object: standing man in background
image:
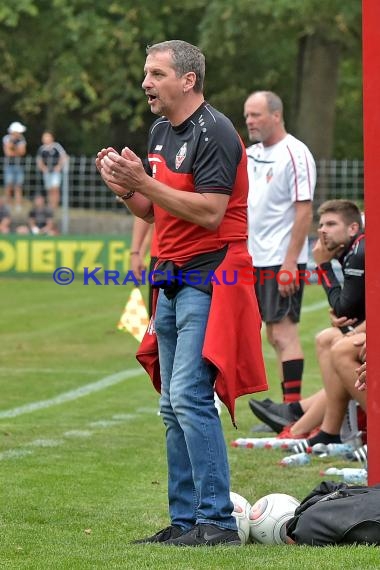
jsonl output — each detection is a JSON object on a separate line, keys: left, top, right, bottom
{"left": 36, "top": 131, "right": 67, "bottom": 209}
{"left": 3, "top": 121, "right": 27, "bottom": 211}
{"left": 244, "top": 91, "right": 316, "bottom": 406}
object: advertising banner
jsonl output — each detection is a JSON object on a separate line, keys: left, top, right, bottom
{"left": 0, "top": 235, "right": 132, "bottom": 276}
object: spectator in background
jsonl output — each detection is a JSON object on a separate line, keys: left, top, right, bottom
{"left": 16, "top": 194, "right": 57, "bottom": 235}
{"left": 28, "top": 194, "right": 56, "bottom": 234}
{"left": 36, "top": 131, "right": 67, "bottom": 209}
{"left": 0, "top": 195, "right": 12, "bottom": 234}
{"left": 2, "top": 121, "right": 27, "bottom": 211}
{"left": 244, "top": 91, "right": 316, "bottom": 403}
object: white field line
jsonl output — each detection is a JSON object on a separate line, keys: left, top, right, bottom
{"left": 26, "top": 438, "right": 64, "bottom": 447}
{"left": 88, "top": 419, "right": 130, "bottom": 428}
{"left": 0, "top": 367, "right": 112, "bottom": 375}
{"left": 0, "top": 411, "right": 154, "bottom": 462}
{"left": 1, "top": 301, "right": 326, "bottom": 420}
{"left": 0, "top": 367, "right": 143, "bottom": 420}
{"left": 63, "top": 430, "right": 93, "bottom": 438}
{"left": 0, "top": 449, "right": 33, "bottom": 460}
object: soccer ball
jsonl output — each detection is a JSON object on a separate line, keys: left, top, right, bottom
{"left": 230, "top": 491, "right": 251, "bottom": 545}
{"left": 248, "top": 493, "right": 300, "bottom": 545}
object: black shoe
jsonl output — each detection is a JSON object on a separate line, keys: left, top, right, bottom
{"left": 165, "top": 523, "right": 241, "bottom": 547}
{"left": 248, "top": 399, "right": 299, "bottom": 433}
{"left": 131, "top": 524, "right": 184, "bottom": 544}
{"left": 250, "top": 422, "right": 275, "bottom": 433}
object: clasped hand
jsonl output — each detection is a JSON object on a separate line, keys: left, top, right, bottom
{"left": 96, "top": 146, "right": 147, "bottom": 197}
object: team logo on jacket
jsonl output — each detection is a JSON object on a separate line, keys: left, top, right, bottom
{"left": 175, "top": 142, "right": 187, "bottom": 169}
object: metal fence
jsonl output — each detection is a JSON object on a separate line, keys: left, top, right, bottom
{"left": 1, "top": 156, "right": 364, "bottom": 234}
{"left": 1, "top": 155, "right": 119, "bottom": 210}
{"left": 313, "top": 159, "right": 364, "bottom": 211}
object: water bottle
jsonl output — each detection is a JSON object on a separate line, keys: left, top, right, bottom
{"left": 344, "top": 469, "right": 367, "bottom": 484}
{"left": 311, "top": 442, "right": 355, "bottom": 457}
{"left": 231, "top": 437, "right": 276, "bottom": 448}
{"left": 279, "top": 452, "right": 311, "bottom": 467}
{"left": 243, "top": 437, "right": 294, "bottom": 449}
{"left": 251, "top": 438, "right": 277, "bottom": 449}
{"left": 265, "top": 438, "right": 299, "bottom": 450}
{"left": 321, "top": 467, "right": 368, "bottom": 485}
{"left": 231, "top": 438, "right": 250, "bottom": 448}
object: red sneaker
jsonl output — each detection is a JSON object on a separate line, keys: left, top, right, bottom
{"left": 276, "top": 424, "right": 310, "bottom": 440}
{"left": 307, "top": 426, "right": 321, "bottom": 439}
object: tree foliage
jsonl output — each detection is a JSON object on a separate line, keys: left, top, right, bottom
{"left": 0, "top": 0, "right": 362, "bottom": 158}
{"left": 199, "top": 0, "right": 362, "bottom": 157}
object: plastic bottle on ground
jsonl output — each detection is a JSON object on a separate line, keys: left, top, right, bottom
{"left": 265, "top": 438, "right": 298, "bottom": 450}
{"left": 231, "top": 437, "right": 277, "bottom": 448}
{"left": 279, "top": 452, "right": 311, "bottom": 467}
{"left": 320, "top": 467, "right": 368, "bottom": 484}
{"left": 311, "top": 442, "right": 355, "bottom": 457}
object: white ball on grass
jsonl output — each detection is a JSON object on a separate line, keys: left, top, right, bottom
{"left": 230, "top": 491, "right": 251, "bottom": 545}
{"left": 248, "top": 492, "right": 300, "bottom": 545}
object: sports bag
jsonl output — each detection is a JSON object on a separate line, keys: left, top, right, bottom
{"left": 286, "top": 480, "right": 380, "bottom": 546}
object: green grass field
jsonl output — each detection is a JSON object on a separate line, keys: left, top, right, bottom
{"left": 0, "top": 278, "right": 378, "bottom": 569}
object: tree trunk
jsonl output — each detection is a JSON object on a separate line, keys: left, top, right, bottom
{"left": 293, "top": 33, "right": 341, "bottom": 160}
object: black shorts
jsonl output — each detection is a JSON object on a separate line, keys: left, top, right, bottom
{"left": 254, "top": 264, "right": 306, "bottom": 324}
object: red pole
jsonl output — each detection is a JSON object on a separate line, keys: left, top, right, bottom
{"left": 362, "top": 0, "right": 380, "bottom": 484}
